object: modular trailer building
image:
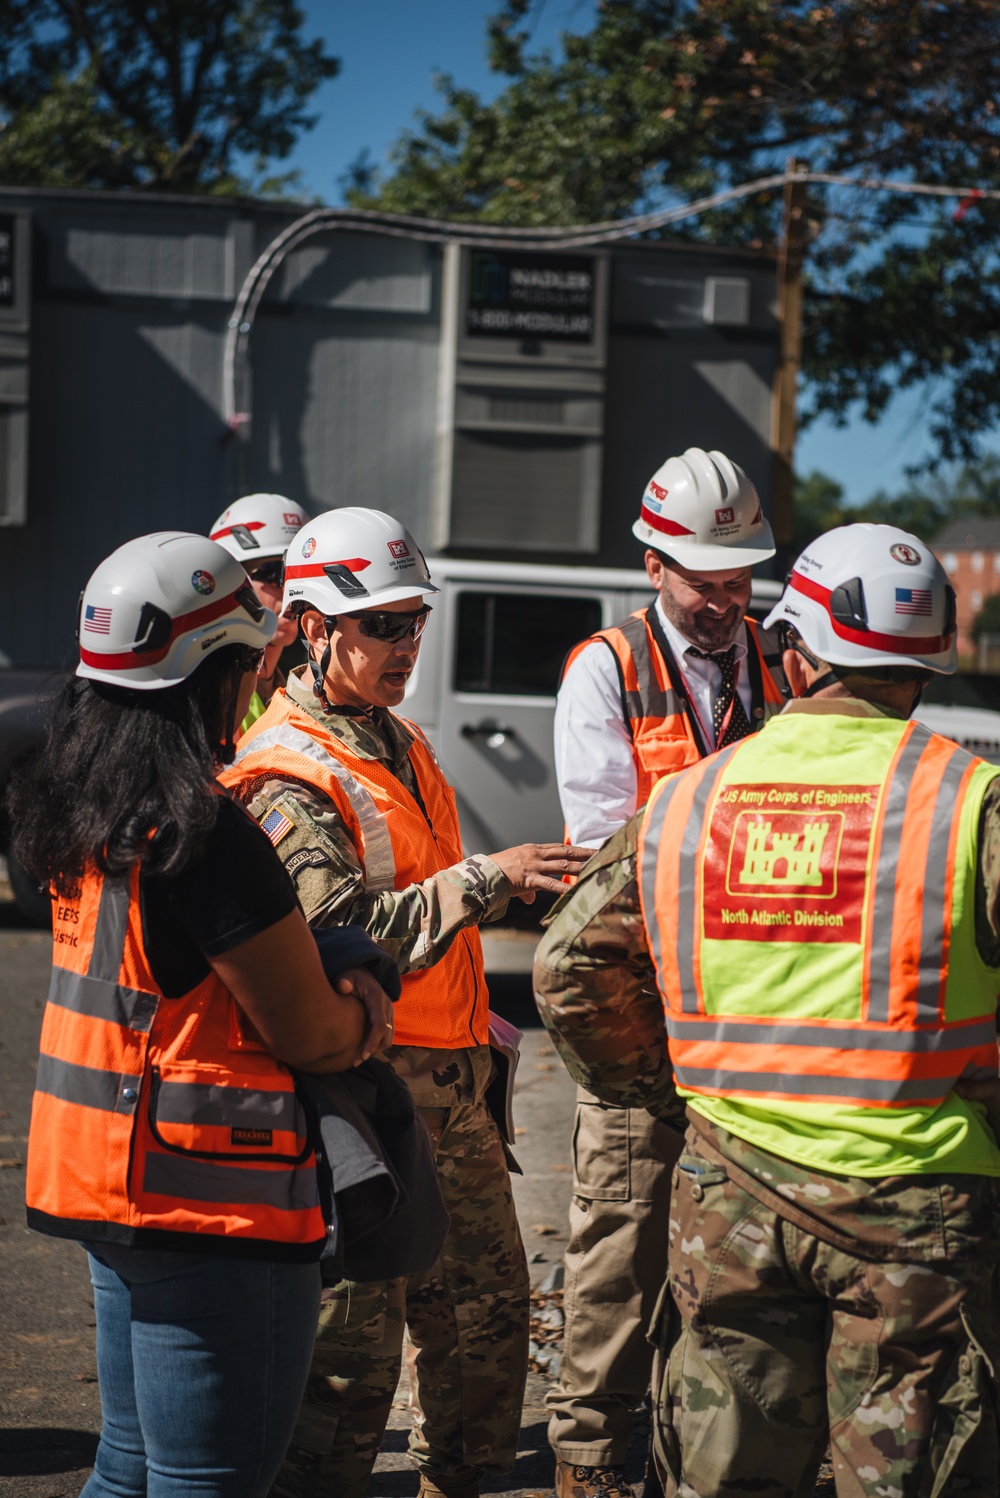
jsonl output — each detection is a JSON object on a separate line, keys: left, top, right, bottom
{"left": 0, "top": 186, "right": 780, "bottom": 668}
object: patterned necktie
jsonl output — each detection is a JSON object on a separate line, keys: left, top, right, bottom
{"left": 689, "top": 644, "right": 752, "bottom": 748}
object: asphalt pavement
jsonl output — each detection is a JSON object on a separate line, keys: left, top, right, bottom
{"left": 0, "top": 916, "right": 830, "bottom": 1498}
{"left": 0, "top": 916, "right": 598, "bottom": 1498}
{"left": 0, "top": 907, "right": 101, "bottom": 1498}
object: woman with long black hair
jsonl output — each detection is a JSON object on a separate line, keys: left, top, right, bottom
{"left": 10, "top": 531, "right": 395, "bottom": 1498}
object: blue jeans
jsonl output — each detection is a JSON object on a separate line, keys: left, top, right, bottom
{"left": 80, "top": 1242, "right": 321, "bottom": 1497}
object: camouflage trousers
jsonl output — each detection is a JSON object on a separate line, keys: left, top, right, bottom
{"left": 651, "top": 1133, "right": 1000, "bottom": 1497}
{"left": 272, "top": 1076, "right": 529, "bottom": 1498}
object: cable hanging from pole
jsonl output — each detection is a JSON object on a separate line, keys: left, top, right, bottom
{"left": 223, "top": 166, "right": 1000, "bottom": 429}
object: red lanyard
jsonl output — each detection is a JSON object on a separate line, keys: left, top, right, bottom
{"left": 682, "top": 654, "right": 741, "bottom": 752}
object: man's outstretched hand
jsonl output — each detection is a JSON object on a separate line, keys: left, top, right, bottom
{"left": 489, "top": 843, "right": 596, "bottom": 903}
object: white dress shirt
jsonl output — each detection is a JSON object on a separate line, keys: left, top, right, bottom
{"left": 554, "top": 597, "right": 751, "bottom": 846}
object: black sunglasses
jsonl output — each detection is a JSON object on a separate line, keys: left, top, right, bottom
{"left": 349, "top": 606, "right": 432, "bottom": 643}
{"left": 246, "top": 559, "right": 284, "bottom": 586}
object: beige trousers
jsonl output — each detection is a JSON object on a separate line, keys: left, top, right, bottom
{"left": 546, "top": 1087, "right": 683, "bottom": 1466}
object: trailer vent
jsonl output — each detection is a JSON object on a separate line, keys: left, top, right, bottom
{"left": 703, "top": 276, "right": 751, "bottom": 327}
{"left": 450, "top": 431, "right": 600, "bottom": 552}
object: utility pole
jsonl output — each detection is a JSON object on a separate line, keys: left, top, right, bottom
{"left": 770, "top": 158, "right": 809, "bottom": 552}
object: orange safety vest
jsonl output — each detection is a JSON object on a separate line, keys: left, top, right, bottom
{"left": 26, "top": 864, "right": 324, "bottom": 1255}
{"left": 221, "top": 691, "right": 490, "bottom": 1051}
{"left": 638, "top": 715, "right": 1000, "bottom": 1109}
{"left": 562, "top": 610, "right": 787, "bottom": 805}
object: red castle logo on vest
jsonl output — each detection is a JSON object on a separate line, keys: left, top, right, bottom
{"left": 703, "top": 782, "right": 879, "bottom": 944}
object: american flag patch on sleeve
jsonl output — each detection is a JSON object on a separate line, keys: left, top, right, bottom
{"left": 260, "top": 808, "right": 294, "bottom": 847}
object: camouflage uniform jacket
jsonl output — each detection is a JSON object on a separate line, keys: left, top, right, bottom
{"left": 534, "top": 698, "right": 1000, "bottom": 1255}
{"left": 232, "top": 666, "right": 513, "bottom": 1095}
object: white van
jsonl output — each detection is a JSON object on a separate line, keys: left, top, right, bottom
{"left": 404, "top": 558, "right": 782, "bottom": 851}
{"left": 911, "top": 704, "right": 1000, "bottom": 762}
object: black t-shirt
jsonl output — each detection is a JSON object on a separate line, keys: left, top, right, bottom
{"left": 140, "top": 797, "right": 299, "bottom": 997}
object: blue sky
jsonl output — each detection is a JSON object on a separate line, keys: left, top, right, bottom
{"left": 278, "top": 1, "right": 963, "bottom": 506}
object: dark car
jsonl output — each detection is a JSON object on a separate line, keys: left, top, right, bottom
{"left": 0, "top": 668, "right": 57, "bottom": 924}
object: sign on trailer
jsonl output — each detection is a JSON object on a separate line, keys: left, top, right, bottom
{"left": 465, "top": 249, "right": 595, "bottom": 341}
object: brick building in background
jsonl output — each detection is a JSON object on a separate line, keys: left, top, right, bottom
{"left": 934, "top": 516, "right": 1000, "bottom": 661}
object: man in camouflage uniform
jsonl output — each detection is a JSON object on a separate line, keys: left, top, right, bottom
{"left": 550, "top": 447, "right": 783, "bottom": 1498}
{"left": 534, "top": 524, "right": 1000, "bottom": 1497}
{"left": 222, "top": 506, "right": 591, "bottom": 1498}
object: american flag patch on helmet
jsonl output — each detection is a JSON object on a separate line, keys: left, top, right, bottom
{"left": 895, "top": 587, "right": 933, "bottom": 617}
{"left": 84, "top": 605, "right": 112, "bottom": 634}
{"left": 260, "top": 808, "right": 294, "bottom": 847}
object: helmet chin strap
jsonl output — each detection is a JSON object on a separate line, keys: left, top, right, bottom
{"left": 308, "top": 616, "right": 337, "bottom": 712}
{"left": 308, "top": 616, "right": 375, "bottom": 717}
{"left": 801, "top": 670, "right": 838, "bottom": 698}
{"left": 789, "top": 638, "right": 838, "bottom": 698}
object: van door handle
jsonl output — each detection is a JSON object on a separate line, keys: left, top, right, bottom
{"left": 461, "top": 720, "right": 518, "bottom": 749}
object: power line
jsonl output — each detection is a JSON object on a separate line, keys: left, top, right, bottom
{"left": 224, "top": 167, "right": 1000, "bottom": 427}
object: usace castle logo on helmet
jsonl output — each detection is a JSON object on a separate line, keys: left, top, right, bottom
{"left": 301, "top": 536, "right": 317, "bottom": 559}
{"left": 191, "top": 570, "right": 216, "bottom": 596}
{"left": 890, "top": 542, "right": 922, "bottom": 566}
{"left": 386, "top": 537, "right": 416, "bottom": 573}
{"left": 712, "top": 504, "right": 742, "bottom": 539}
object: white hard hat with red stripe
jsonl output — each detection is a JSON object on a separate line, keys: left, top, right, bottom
{"left": 77, "top": 532, "right": 276, "bottom": 690}
{"left": 210, "top": 493, "right": 311, "bottom": 561}
{"left": 282, "top": 507, "right": 439, "bottom": 617}
{"left": 763, "top": 523, "right": 957, "bottom": 673}
{"left": 633, "top": 447, "right": 775, "bottom": 569}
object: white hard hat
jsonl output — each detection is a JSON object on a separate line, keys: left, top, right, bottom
{"left": 282, "top": 507, "right": 439, "bottom": 617}
{"left": 77, "top": 532, "right": 277, "bottom": 691}
{"left": 209, "top": 493, "right": 311, "bottom": 561}
{"left": 763, "top": 523, "right": 957, "bottom": 674}
{"left": 633, "top": 447, "right": 775, "bottom": 569}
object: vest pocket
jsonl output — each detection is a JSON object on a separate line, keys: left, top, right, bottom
{"left": 635, "top": 727, "right": 699, "bottom": 782}
{"left": 147, "top": 1065, "right": 312, "bottom": 1165}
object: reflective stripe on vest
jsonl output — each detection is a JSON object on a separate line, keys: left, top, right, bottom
{"left": 233, "top": 720, "right": 397, "bottom": 892}
{"left": 223, "top": 690, "right": 490, "bottom": 1050}
{"left": 614, "top": 612, "right": 680, "bottom": 726}
{"left": 26, "top": 864, "right": 323, "bottom": 1249}
{"left": 638, "top": 715, "right": 1000, "bottom": 1108}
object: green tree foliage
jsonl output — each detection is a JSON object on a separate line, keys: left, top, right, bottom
{"left": 793, "top": 471, "right": 849, "bottom": 552}
{"left": 972, "top": 592, "right": 1000, "bottom": 644}
{"left": 794, "top": 455, "right": 1000, "bottom": 552}
{"left": 0, "top": 1, "right": 338, "bottom": 194}
{"left": 352, "top": 0, "right": 1000, "bottom": 466}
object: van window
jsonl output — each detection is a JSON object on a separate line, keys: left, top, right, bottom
{"left": 454, "top": 591, "right": 603, "bottom": 696}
